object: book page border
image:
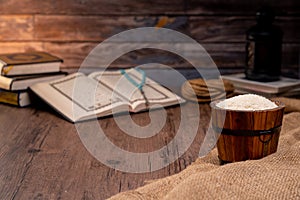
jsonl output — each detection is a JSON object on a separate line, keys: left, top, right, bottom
{"left": 50, "top": 74, "right": 123, "bottom": 112}
{"left": 92, "top": 72, "right": 171, "bottom": 104}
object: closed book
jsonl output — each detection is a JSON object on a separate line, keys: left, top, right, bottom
{"left": 221, "top": 73, "right": 300, "bottom": 96}
{"left": 0, "top": 90, "right": 31, "bottom": 107}
{"left": 0, "top": 72, "right": 67, "bottom": 91}
{"left": 0, "top": 52, "right": 62, "bottom": 76}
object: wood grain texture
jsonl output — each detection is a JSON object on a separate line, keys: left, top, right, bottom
{"left": 0, "top": 102, "right": 211, "bottom": 199}
{"left": 33, "top": 15, "right": 183, "bottom": 42}
{"left": 211, "top": 100, "right": 285, "bottom": 162}
{"left": 44, "top": 42, "right": 246, "bottom": 69}
{"left": 0, "top": 105, "right": 37, "bottom": 200}
{"left": 0, "top": 42, "right": 246, "bottom": 69}
{"left": 0, "top": 42, "right": 43, "bottom": 53}
{"left": 0, "top": 15, "right": 33, "bottom": 41}
{"left": 0, "top": 0, "right": 186, "bottom": 15}
{"left": 0, "top": 11, "right": 297, "bottom": 43}
{"left": 190, "top": 16, "right": 300, "bottom": 43}
{"left": 186, "top": 0, "right": 300, "bottom": 15}
{"left": 32, "top": 15, "right": 300, "bottom": 43}
{"left": 0, "top": 41, "right": 297, "bottom": 75}
{"left": 0, "top": 0, "right": 298, "bottom": 15}
{"left": 43, "top": 42, "right": 300, "bottom": 71}
{"left": 0, "top": 1, "right": 298, "bottom": 74}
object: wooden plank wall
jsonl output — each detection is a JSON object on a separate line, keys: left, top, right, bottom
{"left": 0, "top": 0, "right": 299, "bottom": 76}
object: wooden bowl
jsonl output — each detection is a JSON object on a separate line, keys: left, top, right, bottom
{"left": 210, "top": 100, "right": 285, "bottom": 164}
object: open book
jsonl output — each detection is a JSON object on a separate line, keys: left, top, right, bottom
{"left": 30, "top": 68, "right": 185, "bottom": 122}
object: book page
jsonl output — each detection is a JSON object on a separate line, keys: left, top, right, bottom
{"left": 31, "top": 73, "right": 126, "bottom": 122}
{"left": 89, "top": 69, "right": 184, "bottom": 111}
{"left": 52, "top": 73, "right": 128, "bottom": 119}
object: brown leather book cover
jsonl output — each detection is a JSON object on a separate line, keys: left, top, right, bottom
{"left": 0, "top": 52, "right": 62, "bottom": 65}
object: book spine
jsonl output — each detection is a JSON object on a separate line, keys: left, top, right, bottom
{"left": 0, "top": 90, "right": 20, "bottom": 106}
{"left": 2, "top": 65, "right": 14, "bottom": 76}
{"left": 0, "top": 61, "right": 6, "bottom": 76}
{"left": 0, "top": 75, "right": 13, "bottom": 90}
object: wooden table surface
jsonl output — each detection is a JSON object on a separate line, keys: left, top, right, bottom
{"left": 0, "top": 100, "right": 212, "bottom": 200}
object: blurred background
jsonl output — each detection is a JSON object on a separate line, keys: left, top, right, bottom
{"left": 0, "top": 0, "right": 299, "bottom": 77}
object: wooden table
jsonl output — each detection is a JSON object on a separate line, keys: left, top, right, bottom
{"left": 0, "top": 100, "right": 211, "bottom": 199}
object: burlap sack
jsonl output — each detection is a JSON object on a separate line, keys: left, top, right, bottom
{"left": 109, "top": 97, "right": 300, "bottom": 200}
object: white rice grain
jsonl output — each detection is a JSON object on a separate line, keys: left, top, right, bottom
{"left": 216, "top": 94, "right": 277, "bottom": 111}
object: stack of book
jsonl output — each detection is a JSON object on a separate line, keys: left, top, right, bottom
{"left": 0, "top": 52, "right": 65, "bottom": 107}
{"left": 221, "top": 73, "right": 300, "bottom": 97}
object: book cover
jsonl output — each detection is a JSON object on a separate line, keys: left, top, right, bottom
{"left": 0, "top": 52, "right": 63, "bottom": 76}
{"left": 0, "top": 52, "right": 62, "bottom": 65}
